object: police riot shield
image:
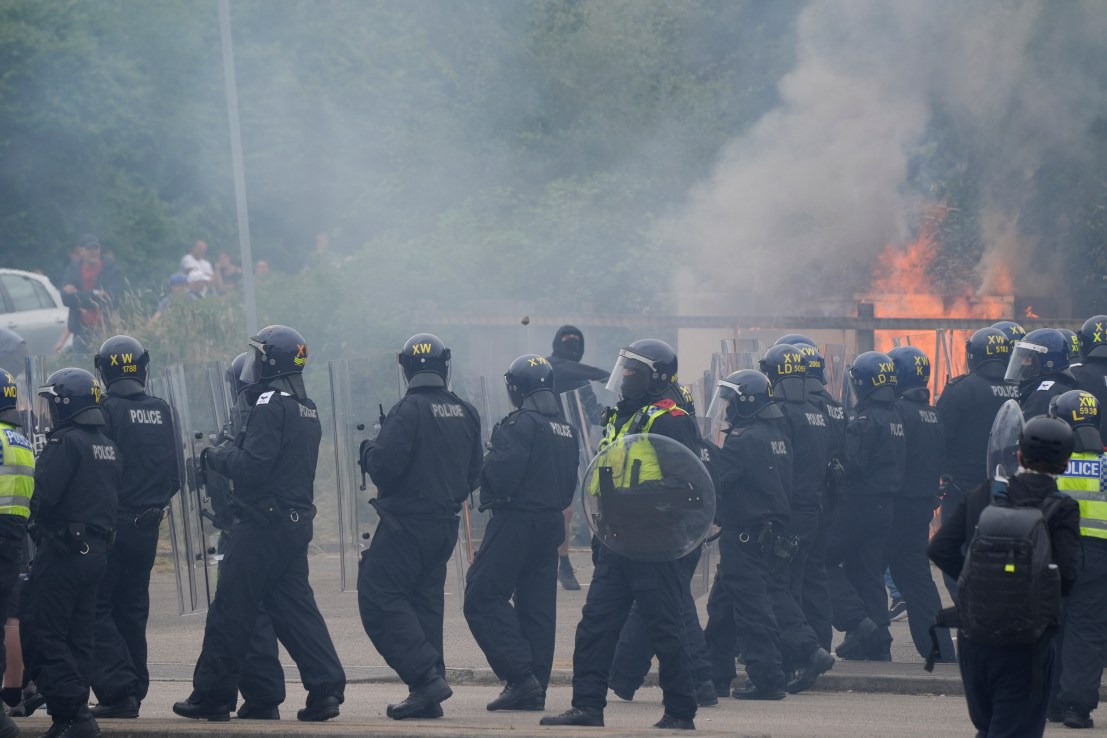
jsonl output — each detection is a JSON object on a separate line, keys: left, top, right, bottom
{"left": 560, "top": 381, "right": 619, "bottom": 469}
{"left": 159, "top": 363, "right": 225, "bottom": 614}
{"left": 327, "top": 353, "right": 401, "bottom": 592}
{"left": 986, "top": 399, "right": 1024, "bottom": 482}
{"left": 582, "top": 434, "right": 716, "bottom": 562}
{"left": 822, "top": 344, "right": 848, "bottom": 403}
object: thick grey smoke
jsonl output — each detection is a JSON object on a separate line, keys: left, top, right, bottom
{"left": 676, "top": 0, "right": 1106, "bottom": 311}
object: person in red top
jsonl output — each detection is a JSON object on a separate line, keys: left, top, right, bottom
{"left": 60, "top": 235, "right": 123, "bottom": 353}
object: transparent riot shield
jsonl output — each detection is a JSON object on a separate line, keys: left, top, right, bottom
{"left": 159, "top": 363, "right": 225, "bottom": 614}
{"left": 560, "top": 381, "right": 619, "bottom": 469}
{"left": 822, "top": 344, "right": 848, "bottom": 404}
{"left": 582, "top": 434, "right": 716, "bottom": 562}
{"left": 987, "top": 399, "right": 1024, "bottom": 482}
{"left": 327, "top": 353, "right": 401, "bottom": 592}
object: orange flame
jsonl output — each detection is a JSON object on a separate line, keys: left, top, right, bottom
{"left": 1024, "top": 305, "right": 1039, "bottom": 319}
{"left": 866, "top": 204, "right": 1011, "bottom": 384}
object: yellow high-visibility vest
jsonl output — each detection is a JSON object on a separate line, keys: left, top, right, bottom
{"left": 1057, "top": 451, "right": 1107, "bottom": 540}
{"left": 589, "top": 400, "right": 687, "bottom": 495}
{"left": 0, "top": 422, "right": 34, "bottom": 519}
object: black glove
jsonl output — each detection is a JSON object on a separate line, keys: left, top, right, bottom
{"left": 358, "top": 439, "right": 373, "bottom": 474}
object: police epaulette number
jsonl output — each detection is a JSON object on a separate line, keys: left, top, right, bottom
{"left": 256, "top": 390, "right": 275, "bottom": 405}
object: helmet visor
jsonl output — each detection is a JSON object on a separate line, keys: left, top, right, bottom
{"left": 240, "top": 341, "right": 265, "bottom": 385}
{"left": 605, "top": 349, "right": 652, "bottom": 399}
{"left": 705, "top": 380, "right": 740, "bottom": 439}
{"left": 1005, "top": 340, "right": 1047, "bottom": 385}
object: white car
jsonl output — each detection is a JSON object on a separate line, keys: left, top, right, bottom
{"left": 0, "top": 268, "right": 68, "bottom": 356}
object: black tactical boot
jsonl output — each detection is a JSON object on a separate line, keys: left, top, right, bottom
{"left": 1063, "top": 708, "right": 1094, "bottom": 729}
{"left": 41, "top": 713, "right": 100, "bottom": 738}
{"left": 731, "top": 682, "right": 786, "bottom": 701}
{"left": 653, "top": 712, "right": 696, "bottom": 730}
{"left": 696, "top": 680, "right": 718, "bottom": 706}
{"left": 486, "top": 675, "right": 544, "bottom": 711}
{"left": 238, "top": 702, "right": 281, "bottom": 720}
{"left": 786, "top": 647, "right": 835, "bottom": 694}
{"left": 387, "top": 673, "right": 452, "bottom": 720}
{"left": 171, "top": 694, "right": 233, "bottom": 721}
{"left": 834, "top": 617, "right": 878, "bottom": 660}
{"left": 90, "top": 695, "right": 140, "bottom": 719}
{"left": 558, "top": 558, "right": 581, "bottom": 591}
{"left": 540, "top": 706, "right": 604, "bottom": 726}
{"left": 297, "top": 695, "right": 340, "bottom": 722}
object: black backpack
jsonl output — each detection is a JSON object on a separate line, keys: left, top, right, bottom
{"left": 955, "top": 484, "right": 1065, "bottom": 645}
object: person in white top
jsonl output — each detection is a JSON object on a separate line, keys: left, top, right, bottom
{"left": 180, "top": 240, "right": 216, "bottom": 296}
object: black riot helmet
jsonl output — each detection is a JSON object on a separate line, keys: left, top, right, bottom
{"left": 1005, "top": 328, "right": 1069, "bottom": 385}
{"left": 505, "top": 354, "right": 555, "bottom": 408}
{"left": 1049, "top": 389, "right": 1102, "bottom": 452}
{"left": 888, "top": 345, "right": 930, "bottom": 396}
{"left": 227, "top": 352, "right": 253, "bottom": 397}
{"left": 849, "top": 351, "right": 897, "bottom": 403}
{"left": 1059, "top": 329, "right": 1081, "bottom": 363}
{"left": 1078, "top": 315, "right": 1107, "bottom": 360}
{"left": 1018, "top": 415, "right": 1075, "bottom": 474}
{"left": 399, "top": 333, "right": 451, "bottom": 387}
{"left": 775, "top": 334, "right": 817, "bottom": 349}
{"left": 605, "top": 339, "right": 678, "bottom": 401}
{"left": 38, "top": 368, "right": 105, "bottom": 427}
{"left": 991, "top": 321, "right": 1027, "bottom": 344}
{"left": 94, "top": 335, "right": 149, "bottom": 394}
{"left": 241, "top": 325, "right": 309, "bottom": 384}
{"left": 760, "top": 344, "right": 807, "bottom": 402}
{"left": 965, "top": 327, "right": 1010, "bottom": 379}
{"left": 707, "top": 369, "right": 782, "bottom": 427}
{"left": 0, "top": 370, "right": 20, "bottom": 427}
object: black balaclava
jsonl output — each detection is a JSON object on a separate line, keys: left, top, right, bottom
{"left": 552, "top": 325, "right": 585, "bottom": 362}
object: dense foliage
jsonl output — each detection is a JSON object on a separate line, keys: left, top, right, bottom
{"left": 1, "top": 0, "right": 1104, "bottom": 353}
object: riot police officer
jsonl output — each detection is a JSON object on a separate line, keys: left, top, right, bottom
{"left": 28, "top": 368, "right": 121, "bottom": 738}
{"left": 828, "top": 352, "right": 905, "bottom": 661}
{"left": 547, "top": 325, "right": 609, "bottom": 590}
{"left": 0, "top": 371, "right": 30, "bottom": 738}
{"left": 87, "top": 336, "right": 178, "bottom": 718}
{"left": 701, "top": 370, "right": 793, "bottom": 700}
{"left": 1047, "top": 390, "right": 1107, "bottom": 729}
{"left": 1007, "top": 328, "right": 1078, "bottom": 419}
{"left": 202, "top": 352, "right": 284, "bottom": 720}
{"left": 174, "top": 326, "right": 346, "bottom": 723}
{"left": 759, "top": 345, "right": 835, "bottom": 692}
{"left": 781, "top": 335, "right": 844, "bottom": 652}
{"left": 1072, "top": 315, "right": 1107, "bottom": 438}
{"left": 358, "top": 333, "right": 482, "bottom": 720}
{"left": 935, "top": 327, "right": 1016, "bottom": 600}
{"left": 542, "top": 339, "right": 700, "bottom": 730}
{"left": 991, "top": 320, "right": 1027, "bottom": 345}
{"left": 884, "top": 346, "right": 954, "bottom": 662}
{"left": 463, "top": 355, "right": 579, "bottom": 711}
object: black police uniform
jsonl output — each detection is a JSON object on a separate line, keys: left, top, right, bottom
{"left": 608, "top": 386, "right": 713, "bottom": 702}
{"left": 929, "top": 473, "right": 1080, "bottom": 736}
{"left": 205, "top": 395, "right": 285, "bottom": 715}
{"left": 89, "top": 386, "right": 178, "bottom": 706}
{"left": 1020, "top": 371, "right": 1078, "bottom": 421}
{"left": 886, "top": 390, "right": 955, "bottom": 661}
{"left": 704, "top": 413, "right": 792, "bottom": 694}
{"left": 827, "top": 395, "right": 905, "bottom": 657}
{"left": 463, "top": 392, "right": 579, "bottom": 692}
{"left": 358, "top": 384, "right": 482, "bottom": 689}
{"left": 805, "top": 385, "right": 846, "bottom": 651}
{"left": 27, "top": 423, "right": 121, "bottom": 724}
{"left": 194, "top": 387, "right": 346, "bottom": 711}
{"left": 1071, "top": 359, "right": 1107, "bottom": 437}
{"left": 565, "top": 397, "right": 700, "bottom": 722}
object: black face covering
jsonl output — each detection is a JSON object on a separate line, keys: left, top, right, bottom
{"left": 620, "top": 368, "right": 650, "bottom": 401}
{"left": 560, "top": 335, "right": 583, "bottom": 362}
